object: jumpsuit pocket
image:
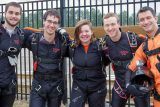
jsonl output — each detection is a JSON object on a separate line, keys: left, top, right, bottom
{"left": 31, "top": 80, "right": 47, "bottom": 99}
{"left": 2, "top": 79, "right": 17, "bottom": 95}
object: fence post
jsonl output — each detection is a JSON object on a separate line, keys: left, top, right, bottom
{"left": 60, "top": 0, "right": 65, "bottom": 27}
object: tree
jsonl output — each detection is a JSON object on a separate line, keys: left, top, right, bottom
{"left": 63, "top": 7, "right": 103, "bottom": 27}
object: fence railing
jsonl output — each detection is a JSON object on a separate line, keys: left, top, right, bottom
{"left": 0, "top": 0, "right": 158, "bottom": 106}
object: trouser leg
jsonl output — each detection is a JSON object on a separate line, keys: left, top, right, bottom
{"left": 134, "top": 93, "right": 150, "bottom": 107}
{"left": 47, "top": 83, "right": 64, "bottom": 107}
{"left": 0, "top": 79, "right": 17, "bottom": 107}
{"left": 88, "top": 86, "right": 107, "bottom": 107}
{"left": 29, "top": 90, "right": 46, "bottom": 107}
{"left": 111, "top": 88, "right": 127, "bottom": 107}
{"left": 69, "top": 82, "right": 86, "bottom": 107}
{"left": 0, "top": 94, "right": 16, "bottom": 107}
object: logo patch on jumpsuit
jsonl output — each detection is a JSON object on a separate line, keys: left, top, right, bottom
{"left": 14, "top": 39, "right": 20, "bottom": 45}
{"left": 120, "top": 50, "right": 129, "bottom": 56}
{"left": 52, "top": 48, "right": 60, "bottom": 53}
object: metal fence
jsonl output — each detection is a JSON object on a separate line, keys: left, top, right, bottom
{"left": 0, "top": 0, "right": 159, "bottom": 106}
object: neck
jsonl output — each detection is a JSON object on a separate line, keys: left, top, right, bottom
{"left": 3, "top": 22, "right": 16, "bottom": 30}
{"left": 110, "top": 31, "right": 121, "bottom": 42}
{"left": 44, "top": 31, "right": 55, "bottom": 43}
{"left": 147, "top": 27, "right": 159, "bottom": 38}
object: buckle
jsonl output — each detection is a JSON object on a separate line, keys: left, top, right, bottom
{"left": 8, "top": 47, "right": 17, "bottom": 53}
{"left": 0, "top": 50, "right": 4, "bottom": 56}
{"left": 57, "top": 85, "right": 62, "bottom": 93}
{"left": 12, "top": 79, "right": 16, "bottom": 85}
{"left": 35, "top": 85, "right": 41, "bottom": 91}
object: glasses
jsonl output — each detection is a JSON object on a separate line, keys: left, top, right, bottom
{"left": 46, "top": 20, "right": 59, "bottom": 25}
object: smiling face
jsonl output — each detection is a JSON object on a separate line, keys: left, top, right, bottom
{"left": 103, "top": 16, "right": 120, "bottom": 39}
{"left": 138, "top": 10, "right": 158, "bottom": 35}
{"left": 43, "top": 15, "right": 59, "bottom": 36}
{"left": 5, "top": 6, "right": 21, "bottom": 27}
{"left": 79, "top": 24, "right": 93, "bottom": 45}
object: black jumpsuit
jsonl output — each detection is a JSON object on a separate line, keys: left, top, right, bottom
{"left": 69, "top": 40, "right": 108, "bottom": 107}
{"left": 0, "top": 22, "right": 31, "bottom": 107}
{"left": 25, "top": 32, "right": 67, "bottom": 107}
{"left": 104, "top": 32, "right": 149, "bottom": 107}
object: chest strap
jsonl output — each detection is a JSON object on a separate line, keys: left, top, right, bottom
{"left": 74, "top": 65, "right": 102, "bottom": 71}
{"left": 35, "top": 57, "right": 61, "bottom": 64}
{"left": 143, "top": 40, "right": 160, "bottom": 56}
{"left": 112, "top": 60, "right": 130, "bottom": 67}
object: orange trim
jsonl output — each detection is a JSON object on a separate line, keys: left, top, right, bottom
{"left": 24, "top": 27, "right": 42, "bottom": 32}
{"left": 83, "top": 44, "right": 89, "bottom": 53}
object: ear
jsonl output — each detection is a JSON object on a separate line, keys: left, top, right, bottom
{"left": 155, "top": 16, "right": 158, "bottom": 23}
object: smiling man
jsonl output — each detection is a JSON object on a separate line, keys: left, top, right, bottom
{"left": 127, "top": 6, "right": 160, "bottom": 107}
{"left": 102, "top": 13, "right": 150, "bottom": 107}
{"left": 24, "top": 9, "right": 68, "bottom": 107}
{"left": 0, "top": 2, "right": 27, "bottom": 107}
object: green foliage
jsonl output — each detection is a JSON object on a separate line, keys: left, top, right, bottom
{"left": 63, "top": 8, "right": 102, "bottom": 27}
{"left": 158, "top": 13, "right": 160, "bottom": 24}
{"left": 15, "top": 8, "right": 160, "bottom": 28}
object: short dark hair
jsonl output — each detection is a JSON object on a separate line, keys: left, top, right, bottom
{"left": 137, "top": 6, "right": 156, "bottom": 18}
{"left": 5, "top": 2, "right": 22, "bottom": 15}
{"left": 103, "top": 12, "right": 120, "bottom": 23}
{"left": 43, "top": 9, "right": 61, "bottom": 23}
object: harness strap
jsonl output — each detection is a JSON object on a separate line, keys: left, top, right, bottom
{"left": 145, "top": 48, "right": 160, "bottom": 56}
{"left": 35, "top": 57, "right": 61, "bottom": 64}
{"left": 154, "top": 90, "right": 160, "bottom": 101}
{"left": 143, "top": 38, "right": 160, "bottom": 57}
{"left": 112, "top": 60, "right": 130, "bottom": 67}
{"left": 114, "top": 80, "right": 128, "bottom": 99}
{"left": 34, "top": 71, "right": 62, "bottom": 81}
{"left": 74, "top": 65, "right": 102, "bottom": 71}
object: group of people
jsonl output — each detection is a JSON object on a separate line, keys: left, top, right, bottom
{"left": 0, "top": 1, "right": 160, "bottom": 107}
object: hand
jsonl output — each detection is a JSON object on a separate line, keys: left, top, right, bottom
{"left": 126, "top": 84, "right": 146, "bottom": 96}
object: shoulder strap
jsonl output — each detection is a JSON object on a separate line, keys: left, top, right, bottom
{"left": 31, "top": 33, "right": 41, "bottom": 60}
{"left": 16, "top": 27, "right": 25, "bottom": 44}
{"left": 143, "top": 39, "right": 160, "bottom": 57}
{"left": 126, "top": 32, "right": 138, "bottom": 48}
{"left": 126, "top": 32, "right": 139, "bottom": 55}
{"left": 69, "top": 46, "right": 75, "bottom": 61}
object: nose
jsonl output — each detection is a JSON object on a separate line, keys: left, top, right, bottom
{"left": 107, "top": 25, "right": 113, "bottom": 31}
{"left": 81, "top": 32, "right": 87, "bottom": 35}
{"left": 11, "top": 13, "right": 17, "bottom": 18}
{"left": 143, "top": 18, "right": 149, "bottom": 25}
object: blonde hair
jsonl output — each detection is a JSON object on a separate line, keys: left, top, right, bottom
{"left": 74, "top": 19, "right": 95, "bottom": 45}
{"left": 103, "top": 12, "right": 120, "bottom": 23}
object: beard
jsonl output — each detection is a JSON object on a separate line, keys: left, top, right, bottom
{"left": 5, "top": 18, "right": 20, "bottom": 27}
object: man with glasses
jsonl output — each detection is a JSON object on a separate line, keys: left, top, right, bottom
{"left": 25, "top": 9, "right": 68, "bottom": 107}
